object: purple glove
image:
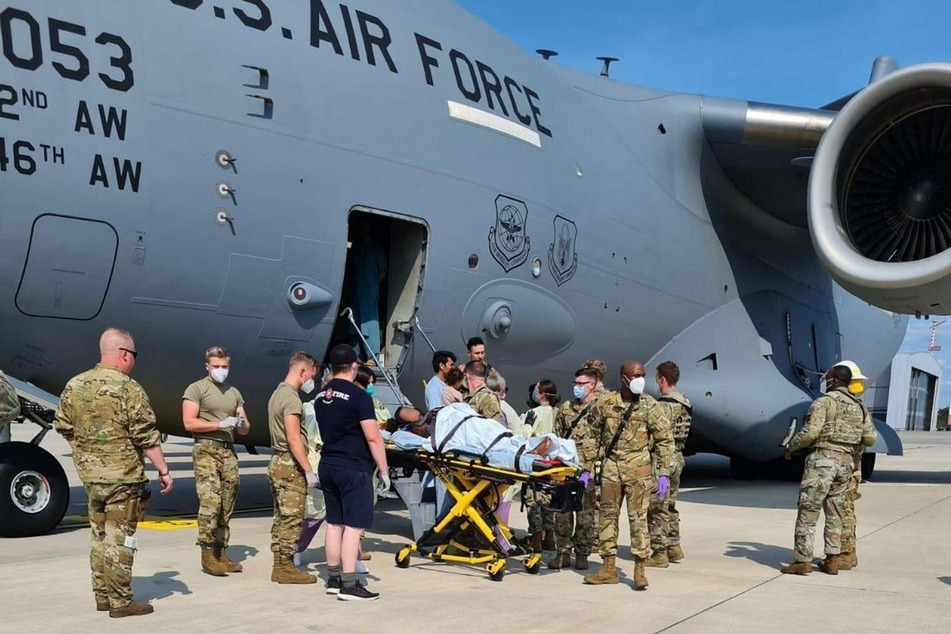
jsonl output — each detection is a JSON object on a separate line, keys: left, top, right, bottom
{"left": 657, "top": 475, "right": 670, "bottom": 499}
{"left": 579, "top": 471, "right": 592, "bottom": 489}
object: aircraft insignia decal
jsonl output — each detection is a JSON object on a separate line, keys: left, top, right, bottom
{"left": 548, "top": 215, "right": 578, "bottom": 285}
{"left": 488, "top": 195, "right": 530, "bottom": 272}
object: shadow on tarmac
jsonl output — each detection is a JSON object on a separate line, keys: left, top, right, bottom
{"left": 132, "top": 570, "right": 192, "bottom": 601}
{"left": 226, "top": 544, "right": 259, "bottom": 563}
{"left": 724, "top": 541, "right": 789, "bottom": 569}
{"left": 869, "top": 470, "right": 951, "bottom": 485}
{"left": 938, "top": 576, "right": 951, "bottom": 586}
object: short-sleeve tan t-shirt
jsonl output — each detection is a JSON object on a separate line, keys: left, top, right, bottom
{"left": 183, "top": 376, "right": 244, "bottom": 442}
{"left": 268, "top": 382, "right": 304, "bottom": 452}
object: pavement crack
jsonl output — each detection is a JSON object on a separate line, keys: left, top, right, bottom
{"left": 652, "top": 573, "right": 783, "bottom": 633}
{"left": 859, "top": 492, "right": 951, "bottom": 541}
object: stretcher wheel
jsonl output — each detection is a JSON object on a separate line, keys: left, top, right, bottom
{"left": 487, "top": 560, "right": 506, "bottom": 582}
{"left": 524, "top": 559, "right": 541, "bottom": 575}
{"left": 395, "top": 548, "right": 411, "bottom": 568}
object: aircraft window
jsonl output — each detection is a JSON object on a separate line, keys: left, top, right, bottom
{"left": 531, "top": 258, "right": 542, "bottom": 277}
{"left": 15, "top": 214, "right": 117, "bottom": 320}
{"left": 468, "top": 254, "right": 479, "bottom": 270}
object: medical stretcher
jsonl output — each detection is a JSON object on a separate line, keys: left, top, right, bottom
{"left": 387, "top": 444, "right": 585, "bottom": 581}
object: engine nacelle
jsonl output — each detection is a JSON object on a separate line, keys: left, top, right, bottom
{"left": 809, "top": 64, "right": 951, "bottom": 315}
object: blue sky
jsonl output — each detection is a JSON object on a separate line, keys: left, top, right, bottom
{"left": 457, "top": 0, "right": 951, "bottom": 402}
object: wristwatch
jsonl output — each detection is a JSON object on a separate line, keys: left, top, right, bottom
{"left": 158, "top": 470, "right": 169, "bottom": 477}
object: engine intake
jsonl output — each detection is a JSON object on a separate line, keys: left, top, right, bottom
{"left": 809, "top": 64, "right": 951, "bottom": 314}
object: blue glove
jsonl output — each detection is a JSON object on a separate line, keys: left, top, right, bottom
{"left": 657, "top": 475, "right": 670, "bottom": 500}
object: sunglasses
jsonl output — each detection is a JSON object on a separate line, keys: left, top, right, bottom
{"left": 119, "top": 347, "right": 138, "bottom": 359}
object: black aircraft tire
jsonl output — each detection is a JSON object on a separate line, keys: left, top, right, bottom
{"left": 729, "top": 456, "right": 758, "bottom": 480}
{"left": 861, "top": 453, "right": 876, "bottom": 481}
{"left": 0, "top": 442, "right": 70, "bottom": 537}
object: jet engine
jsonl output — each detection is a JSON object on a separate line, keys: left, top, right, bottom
{"left": 809, "top": 64, "right": 951, "bottom": 315}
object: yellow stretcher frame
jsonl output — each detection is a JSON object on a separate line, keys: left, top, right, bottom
{"left": 389, "top": 445, "right": 581, "bottom": 581}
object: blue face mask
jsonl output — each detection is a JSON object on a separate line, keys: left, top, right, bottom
{"left": 366, "top": 384, "right": 375, "bottom": 397}
{"left": 573, "top": 385, "right": 586, "bottom": 400}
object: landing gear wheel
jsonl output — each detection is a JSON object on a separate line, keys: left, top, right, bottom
{"left": 395, "top": 548, "right": 411, "bottom": 568}
{"left": 729, "top": 456, "right": 758, "bottom": 480}
{"left": 0, "top": 442, "right": 70, "bottom": 537}
{"left": 487, "top": 560, "right": 506, "bottom": 581}
{"left": 861, "top": 453, "right": 876, "bottom": 481}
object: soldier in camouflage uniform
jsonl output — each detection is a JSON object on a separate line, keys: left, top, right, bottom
{"left": 0, "top": 370, "right": 21, "bottom": 443}
{"left": 832, "top": 360, "right": 871, "bottom": 571}
{"left": 781, "top": 364, "right": 877, "bottom": 575}
{"left": 463, "top": 360, "right": 503, "bottom": 423}
{"left": 646, "top": 361, "right": 692, "bottom": 567}
{"left": 583, "top": 359, "right": 610, "bottom": 397}
{"left": 266, "top": 352, "right": 320, "bottom": 584}
{"left": 182, "top": 346, "right": 250, "bottom": 576}
{"left": 548, "top": 368, "right": 601, "bottom": 571}
{"left": 584, "top": 361, "right": 673, "bottom": 590}
{"left": 54, "top": 328, "right": 173, "bottom": 618}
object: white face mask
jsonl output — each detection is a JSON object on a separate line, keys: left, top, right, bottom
{"left": 209, "top": 368, "right": 229, "bottom": 384}
{"left": 629, "top": 377, "right": 646, "bottom": 395}
{"left": 301, "top": 378, "right": 316, "bottom": 394}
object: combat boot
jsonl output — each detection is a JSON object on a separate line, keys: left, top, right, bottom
{"left": 272, "top": 555, "right": 317, "bottom": 584}
{"left": 645, "top": 550, "right": 669, "bottom": 568}
{"left": 633, "top": 559, "right": 649, "bottom": 590}
{"left": 780, "top": 561, "right": 812, "bottom": 575}
{"left": 109, "top": 601, "right": 154, "bottom": 618}
{"left": 820, "top": 554, "right": 839, "bottom": 575}
{"left": 667, "top": 544, "right": 685, "bottom": 562}
{"left": 96, "top": 597, "right": 110, "bottom": 612}
{"left": 583, "top": 556, "right": 619, "bottom": 584}
{"left": 530, "top": 531, "right": 543, "bottom": 553}
{"left": 838, "top": 551, "right": 855, "bottom": 571}
{"left": 214, "top": 545, "right": 243, "bottom": 573}
{"left": 201, "top": 546, "right": 229, "bottom": 576}
{"left": 547, "top": 553, "right": 571, "bottom": 569}
{"left": 541, "top": 531, "right": 556, "bottom": 551}
{"left": 573, "top": 554, "right": 589, "bottom": 571}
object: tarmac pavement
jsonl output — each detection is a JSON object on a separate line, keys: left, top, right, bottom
{"left": 2, "top": 427, "right": 949, "bottom": 633}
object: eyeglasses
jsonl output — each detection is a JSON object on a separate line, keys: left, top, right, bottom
{"left": 573, "top": 380, "right": 593, "bottom": 386}
{"left": 119, "top": 347, "right": 138, "bottom": 359}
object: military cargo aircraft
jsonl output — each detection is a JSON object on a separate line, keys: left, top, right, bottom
{"left": 2, "top": 0, "right": 940, "bottom": 537}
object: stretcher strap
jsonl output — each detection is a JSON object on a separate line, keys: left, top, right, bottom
{"left": 434, "top": 414, "right": 480, "bottom": 454}
{"left": 513, "top": 445, "right": 527, "bottom": 473}
{"left": 481, "top": 431, "right": 513, "bottom": 463}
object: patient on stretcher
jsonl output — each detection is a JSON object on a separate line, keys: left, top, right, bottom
{"left": 387, "top": 403, "right": 578, "bottom": 471}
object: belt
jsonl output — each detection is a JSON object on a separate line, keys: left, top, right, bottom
{"left": 195, "top": 438, "right": 233, "bottom": 450}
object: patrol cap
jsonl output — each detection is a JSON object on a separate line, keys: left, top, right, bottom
{"left": 329, "top": 344, "right": 358, "bottom": 366}
{"left": 832, "top": 360, "right": 868, "bottom": 381}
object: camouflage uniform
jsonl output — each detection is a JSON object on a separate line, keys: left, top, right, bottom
{"left": 183, "top": 377, "right": 244, "bottom": 549}
{"left": 465, "top": 385, "right": 503, "bottom": 423}
{"left": 648, "top": 390, "right": 692, "bottom": 552}
{"left": 786, "top": 387, "right": 876, "bottom": 563}
{"left": 841, "top": 448, "right": 862, "bottom": 556}
{"left": 54, "top": 363, "right": 160, "bottom": 610}
{"left": 267, "top": 382, "right": 307, "bottom": 558}
{"left": 553, "top": 398, "right": 599, "bottom": 556}
{"left": 592, "top": 392, "right": 673, "bottom": 560}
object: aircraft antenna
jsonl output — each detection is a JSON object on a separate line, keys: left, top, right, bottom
{"left": 596, "top": 56, "right": 619, "bottom": 77}
{"left": 928, "top": 319, "right": 946, "bottom": 353}
{"left": 536, "top": 49, "right": 558, "bottom": 60}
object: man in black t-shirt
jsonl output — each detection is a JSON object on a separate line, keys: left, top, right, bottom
{"left": 315, "top": 344, "right": 389, "bottom": 602}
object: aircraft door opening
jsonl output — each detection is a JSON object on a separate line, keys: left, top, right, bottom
{"left": 330, "top": 208, "right": 428, "bottom": 376}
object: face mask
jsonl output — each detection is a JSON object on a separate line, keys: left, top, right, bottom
{"left": 628, "top": 377, "right": 646, "bottom": 395}
{"left": 366, "top": 384, "right": 376, "bottom": 397}
{"left": 820, "top": 379, "right": 830, "bottom": 395}
{"left": 573, "top": 385, "right": 587, "bottom": 400}
{"left": 301, "top": 378, "right": 315, "bottom": 394}
{"left": 848, "top": 380, "right": 865, "bottom": 395}
{"left": 209, "top": 368, "right": 229, "bottom": 383}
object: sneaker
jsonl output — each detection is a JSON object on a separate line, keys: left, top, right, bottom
{"left": 325, "top": 576, "right": 341, "bottom": 595}
{"left": 293, "top": 553, "right": 302, "bottom": 567}
{"left": 356, "top": 560, "right": 369, "bottom": 574}
{"left": 337, "top": 583, "right": 379, "bottom": 601}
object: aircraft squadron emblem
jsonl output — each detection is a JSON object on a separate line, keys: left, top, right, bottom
{"left": 488, "top": 195, "right": 530, "bottom": 272}
{"left": 548, "top": 215, "right": 578, "bottom": 285}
